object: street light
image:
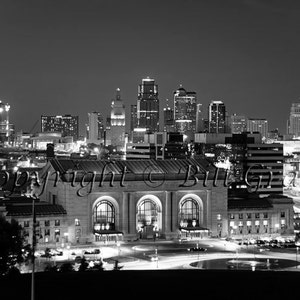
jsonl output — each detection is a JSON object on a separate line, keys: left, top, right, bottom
{"left": 296, "top": 247, "right": 299, "bottom": 269}
{"left": 31, "top": 197, "right": 36, "bottom": 300}
{"left": 67, "top": 245, "right": 70, "bottom": 261}
{"left": 117, "top": 242, "right": 121, "bottom": 257}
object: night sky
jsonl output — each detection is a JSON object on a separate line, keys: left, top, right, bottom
{"left": 0, "top": 0, "right": 300, "bottom": 136}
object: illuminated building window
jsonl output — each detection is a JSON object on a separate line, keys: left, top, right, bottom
{"left": 55, "top": 220, "right": 60, "bottom": 226}
{"left": 239, "top": 213, "right": 243, "bottom": 219}
{"left": 281, "top": 219, "right": 285, "bottom": 229}
{"left": 138, "top": 199, "right": 158, "bottom": 226}
{"left": 24, "top": 221, "right": 29, "bottom": 227}
{"left": 280, "top": 211, "right": 285, "bottom": 218}
{"left": 218, "top": 214, "right": 222, "bottom": 220}
{"left": 179, "top": 198, "right": 200, "bottom": 228}
{"left": 229, "top": 214, "right": 234, "bottom": 220}
{"left": 75, "top": 219, "right": 80, "bottom": 226}
{"left": 246, "top": 213, "right": 252, "bottom": 219}
{"left": 55, "top": 229, "right": 60, "bottom": 242}
{"left": 93, "top": 200, "right": 115, "bottom": 231}
{"left": 255, "top": 213, "right": 260, "bottom": 219}
{"left": 263, "top": 212, "right": 268, "bottom": 218}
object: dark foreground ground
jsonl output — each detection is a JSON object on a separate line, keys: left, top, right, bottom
{"left": 0, "top": 269, "right": 299, "bottom": 300}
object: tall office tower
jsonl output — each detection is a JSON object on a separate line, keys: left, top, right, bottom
{"left": 0, "top": 100, "right": 12, "bottom": 142}
{"left": 41, "top": 114, "right": 79, "bottom": 140}
{"left": 87, "top": 112, "right": 104, "bottom": 144}
{"left": 287, "top": 102, "right": 300, "bottom": 138}
{"left": 110, "top": 88, "right": 126, "bottom": 151}
{"left": 130, "top": 104, "right": 137, "bottom": 132}
{"left": 230, "top": 114, "right": 247, "bottom": 134}
{"left": 247, "top": 118, "right": 268, "bottom": 140}
{"left": 163, "top": 99, "right": 175, "bottom": 132}
{"left": 196, "top": 103, "right": 205, "bottom": 132}
{"left": 129, "top": 104, "right": 138, "bottom": 143}
{"left": 137, "top": 77, "right": 159, "bottom": 132}
{"left": 208, "top": 100, "right": 227, "bottom": 133}
{"left": 173, "top": 85, "right": 197, "bottom": 141}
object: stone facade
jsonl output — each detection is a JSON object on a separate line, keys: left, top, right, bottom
{"left": 38, "top": 159, "right": 228, "bottom": 244}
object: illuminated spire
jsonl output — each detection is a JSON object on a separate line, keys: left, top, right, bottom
{"left": 116, "top": 88, "right": 121, "bottom": 100}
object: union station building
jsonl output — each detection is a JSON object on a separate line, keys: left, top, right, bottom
{"left": 1, "top": 158, "right": 295, "bottom": 246}
{"left": 36, "top": 158, "right": 229, "bottom": 244}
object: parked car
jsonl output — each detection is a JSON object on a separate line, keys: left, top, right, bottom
{"left": 256, "top": 240, "right": 266, "bottom": 246}
{"left": 84, "top": 249, "right": 101, "bottom": 255}
{"left": 187, "top": 247, "right": 207, "bottom": 252}
{"left": 74, "top": 256, "right": 82, "bottom": 263}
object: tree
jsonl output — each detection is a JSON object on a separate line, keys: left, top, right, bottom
{"left": 78, "top": 256, "right": 89, "bottom": 272}
{"left": 59, "top": 262, "right": 74, "bottom": 273}
{"left": 0, "top": 216, "right": 25, "bottom": 275}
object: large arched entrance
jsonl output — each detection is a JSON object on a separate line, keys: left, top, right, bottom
{"left": 92, "top": 196, "right": 122, "bottom": 243}
{"left": 178, "top": 194, "right": 208, "bottom": 239}
{"left": 136, "top": 195, "right": 162, "bottom": 240}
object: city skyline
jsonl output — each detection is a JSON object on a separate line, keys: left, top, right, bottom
{"left": 0, "top": 0, "right": 300, "bottom": 136}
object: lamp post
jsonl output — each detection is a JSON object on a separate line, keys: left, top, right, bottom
{"left": 31, "top": 197, "right": 36, "bottom": 300}
{"left": 296, "top": 247, "right": 299, "bottom": 269}
{"left": 67, "top": 245, "right": 70, "bottom": 261}
{"left": 117, "top": 242, "right": 121, "bottom": 257}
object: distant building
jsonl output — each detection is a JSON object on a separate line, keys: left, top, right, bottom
{"left": 137, "top": 77, "right": 159, "bottom": 133}
{"left": 41, "top": 114, "right": 79, "bottom": 141}
{"left": 247, "top": 118, "right": 268, "bottom": 141}
{"left": 131, "top": 128, "right": 147, "bottom": 143}
{"left": 173, "top": 86, "right": 197, "bottom": 141}
{"left": 230, "top": 114, "right": 247, "bottom": 134}
{"left": 110, "top": 88, "right": 126, "bottom": 151}
{"left": 31, "top": 132, "right": 62, "bottom": 150}
{"left": 130, "top": 104, "right": 138, "bottom": 131}
{"left": 163, "top": 99, "right": 175, "bottom": 132}
{"left": 208, "top": 101, "right": 227, "bottom": 134}
{"left": 125, "top": 142, "right": 154, "bottom": 159}
{"left": 287, "top": 101, "right": 300, "bottom": 138}
{"left": 86, "top": 112, "right": 105, "bottom": 145}
{"left": 0, "top": 101, "right": 13, "bottom": 143}
{"left": 196, "top": 103, "right": 205, "bottom": 132}
{"left": 126, "top": 131, "right": 189, "bottom": 160}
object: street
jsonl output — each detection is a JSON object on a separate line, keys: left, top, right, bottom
{"left": 28, "top": 237, "right": 300, "bottom": 272}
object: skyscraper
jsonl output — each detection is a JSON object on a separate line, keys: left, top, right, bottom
{"left": 87, "top": 112, "right": 104, "bottom": 144}
{"left": 230, "top": 114, "right": 247, "bottom": 134}
{"left": 41, "top": 114, "right": 79, "bottom": 140}
{"left": 0, "top": 100, "right": 12, "bottom": 142}
{"left": 208, "top": 100, "right": 227, "bottom": 133}
{"left": 110, "top": 88, "right": 126, "bottom": 151}
{"left": 287, "top": 102, "right": 300, "bottom": 138}
{"left": 163, "top": 98, "right": 175, "bottom": 132}
{"left": 196, "top": 103, "right": 205, "bottom": 132}
{"left": 247, "top": 118, "right": 268, "bottom": 140}
{"left": 173, "top": 85, "right": 197, "bottom": 141}
{"left": 137, "top": 77, "right": 159, "bottom": 132}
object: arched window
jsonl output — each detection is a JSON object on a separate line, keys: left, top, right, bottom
{"left": 179, "top": 198, "right": 200, "bottom": 228}
{"left": 137, "top": 199, "right": 158, "bottom": 225}
{"left": 93, "top": 200, "right": 115, "bottom": 231}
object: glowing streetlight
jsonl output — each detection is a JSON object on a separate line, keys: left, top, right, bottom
{"left": 296, "top": 247, "right": 299, "bottom": 269}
